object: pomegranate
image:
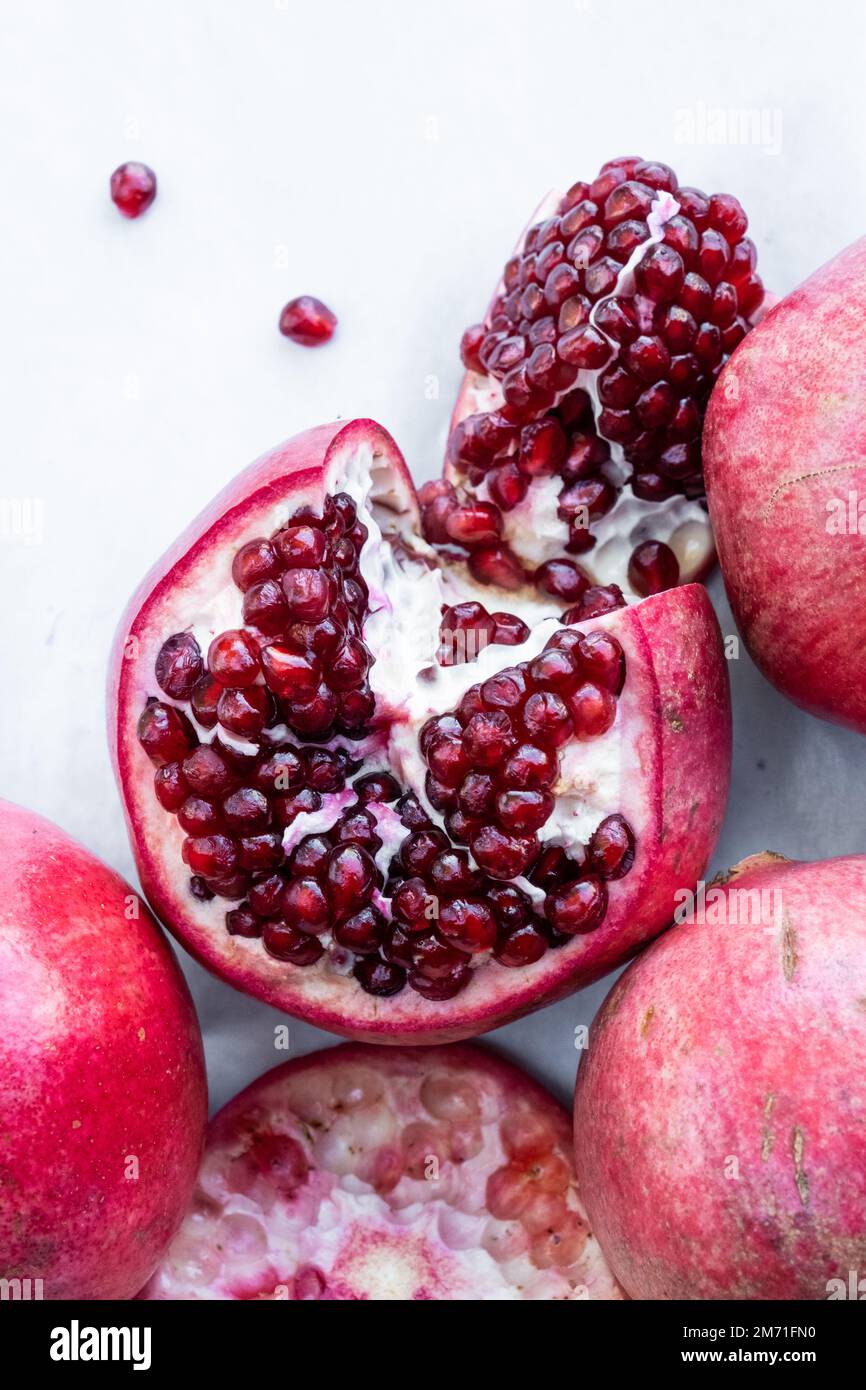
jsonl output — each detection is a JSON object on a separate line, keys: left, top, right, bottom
{"left": 704, "top": 235, "right": 866, "bottom": 734}
{"left": 110, "top": 161, "right": 157, "bottom": 219}
{"left": 110, "top": 418, "right": 731, "bottom": 1043}
{"left": 279, "top": 295, "right": 337, "bottom": 347}
{"left": 140, "top": 1042, "right": 621, "bottom": 1300}
{"left": 440, "top": 155, "right": 767, "bottom": 602}
{"left": 0, "top": 800, "right": 206, "bottom": 1299}
{"left": 573, "top": 852, "right": 866, "bottom": 1300}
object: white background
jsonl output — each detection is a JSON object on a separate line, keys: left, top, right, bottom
{"left": 2, "top": 0, "right": 865, "bottom": 1113}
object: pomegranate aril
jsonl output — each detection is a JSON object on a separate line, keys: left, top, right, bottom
{"left": 154, "top": 761, "right": 188, "bottom": 812}
{"left": 438, "top": 899, "right": 496, "bottom": 954}
{"left": 138, "top": 699, "right": 196, "bottom": 767}
{"left": 282, "top": 877, "right": 329, "bottom": 934}
{"left": 522, "top": 691, "right": 573, "bottom": 747}
{"left": 481, "top": 666, "right": 527, "bottom": 710}
{"left": 183, "top": 834, "right": 239, "bottom": 878}
{"left": 463, "top": 709, "right": 517, "bottom": 768}
{"left": 255, "top": 747, "right": 304, "bottom": 793}
{"left": 429, "top": 850, "right": 478, "bottom": 897}
{"left": 182, "top": 744, "right": 237, "bottom": 797}
{"left": 568, "top": 682, "right": 617, "bottom": 739}
{"left": 518, "top": 418, "right": 567, "bottom": 477}
{"left": 488, "top": 462, "right": 528, "bottom": 511}
{"left": 326, "top": 843, "right": 375, "bottom": 915}
{"left": 468, "top": 544, "right": 525, "bottom": 591}
{"left": 289, "top": 834, "right": 331, "bottom": 878}
{"left": 546, "top": 877, "right": 607, "bottom": 935}
{"left": 562, "top": 584, "right": 626, "bottom": 623}
{"left": 238, "top": 834, "right": 284, "bottom": 872}
{"left": 248, "top": 874, "right": 285, "bottom": 917}
{"left": 401, "top": 828, "right": 449, "bottom": 875}
{"left": 458, "top": 771, "right": 495, "bottom": 817}
{"left": 392, "top": 877, "right": 431, "bottom": 927}
{"left": 460, "top": 323, "right": 486, "bottom": 372}
{"left": 330, "top": 808, "right": 382, "bottom": 853}
{"left": 226, "top": 907, "right": 262, "bottom": 939}
{"left": 110, "top": 161, "right": 156, "bottom": 218}
{"left": 623, "top": 335, "right": 670, "bottom": 384}
{"left": 628, "top": 539, "right": 680, "bottom": 596}
{"left": 420, "top": 714, "right": 462, "bottom": 757}
{"left": 409, "top": 963, "right": 471, "bottom": 1000}
{"left": 286, "top": 682, "right": 338, "bottom": 735}
{"left": 232, "top": 539, "right": 281, "bottom": 592}
{"left": 503, "top": 742, "right": 556, "bottom": 789}
{"left": 155, "top": 633, "right": 203, "bottom": 700}
{"left": 177, "top": 796, "right": 223, "bottom": 835}
{"left": 471, "top": 825, "right": 538, "bottom": 880}
{"left": 274, "top": 525, "right": 329, "bottom": 568}
{"left": 328, "top": 636, "right": 370, "bottom": 691}
{"left": 242, "top": 580, "right": 290, "bottom": 636}
{"left": 381, "top": 924, "right": 415, "bottom": 968}
{"left": 634, "top": 243, "right": 685, "bottom": 303}
{"left": 333, "top": 906, "right": 386, "bottom": 954}
{"left": 557, "top": 324, "right": 611, "bottom": 369}
{"left": 576, "top": 630, "right": 626, "bottom": 693}
{"left": 535, "top": 559, "right": 588, "bottom": 603}
{"left": 496, "top": 788, "right": 554, "bottom": 833}
{"left": 205, "top": 871, "right": 251, "bottom": 901}
{"left": 353, "top": 957, "right": 406, "bottom": 997}
{"left": 397, "top": 792, "right": 432, "bottom": 831}
{"left": 590, "top": 814, "right": 636, "bottom": 879}
{"left": 445, "top": 501, "right": 502, "bottom": 548}
{"left": 336, "top": 683, "right": 375, "bottom": 733}
{"left": 208, "top": 630, "right": 261, "bottom": 688}
{"left": 278, "top": 296, "right": 336, "bottom": 347}
{"left": 216, "top": 685, "right": 269, "bottom": 737}
{"left": 495, "top": 920, "right": 548, "bottom": 967}
{"left": 263, "top": 920, "right": 324, "bottom": 965}
{"left": 492, "top": 612, "right": 530, "bottom": 646}
{"left": 281, "top": 569, "right": 332, "bottom": 622}
{"left": 274, "top": 787, "right": 322, "bottom": 825}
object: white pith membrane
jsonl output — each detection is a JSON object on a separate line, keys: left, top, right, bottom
{"left": 446, "top": 187, "right": 723, "bottom": 592}
{"left": 136, "top": 436, "right": 642, "bottom": 1009}
{"left": 139, "top": 1046, "right": 622, "bottom": 1301}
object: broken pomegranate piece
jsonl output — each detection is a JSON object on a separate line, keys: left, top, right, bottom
{"left": 438, "top": 155, "right": 767, "bottom": 604}
{"left": 110, "top": 419, "right": 730, "bottom": 1042}
{"left": 138, "top": 1043, "right": 622, "bottom": 1301}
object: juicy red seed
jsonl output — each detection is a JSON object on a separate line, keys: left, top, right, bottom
{"left": 248, "top": 874, "right": 285, "bottom": 916}
{"left": 286, "top": 683, "right": 338, "bottom": 735}
{"left": 411, "top": 932, "right": 470, "bottom": 980}
{"left": 183, "top": 833, "right": 239, "bottom": 878}
{"left": 232, "top": 539, "right": 282, "bottom": 592}
{"left": 545, "top": 877, "right": 607, "bottom": 935}
{"left": 530, "top": 646, "right": 579, "bottom": 691}
{"left": 531, "top": 844, "right": 584, "bottom": 890}
{"left": 460, "top": 323, "right": 486, "bottom": 372}
{"left": 590, "top": 814, "right": 636, "bottom": 879}
{"left": 557, "top": 324, "right": 611, "bottom": 369}
{"left": 278, "top": 296, "right": 336, "bottom": 346}
{"left": 177, "top": 796, "right": 222, "bottom": 835}
{"left": 263, "top": 920, "right": 324, "bottom": 964}
{"left": 281, "top": 569, "right": 332, "bottom": 622}
{"left": 242, "top": 580, "right": 290, "bottom": 636}
{"left": 468, "top": 544, "right": 525, "bottom": 591}
{"left": 429, "top": 850, "right": 478, "bottom": 897}
{"left": 110, "top": 161, "right": 156, "bottom": 218}
{"left": 518, "top": 418, "right": 567, "bottom": 477}
{"left": 426, "top": 734, "right": 469, "bottom": 788}
{"left": 354, "top": 957, "right": 406, "bottom": 996}
{"left": 138, "top": 700, "right": 196, "bottom": 766}
{"left": 558, "top": 478, "right": 616, "bottom": 524}
{"left": 330, "top": 808, "right": 381, "bottom": 851}
{"left": 274, "top": 525, "right": 329, "bottom": 568}
{"left": 303, "top": 748, "right": 346, "bottom": 793}
{"left": 397, "top": 793, "right": 432, "bottom": 831}
{"left": 154, "top": 762, "right": 188, "bottom": 811}
{"left": 353, "top": 771, "right": 401, "bottom": 805}
{"left": 562, "top": 584, "right": 627, "bottom": 623}
{"left": 488, "top": 884, "right": 531, "bottom": 929}
{"left": 238, "top": 834, "right": 284, "bottom": 872}
{"left": 603, "top": 179, "right": 654, "bottom": 227}
{"left": 698, "top": 230, "right": 729, "bottom": 285}
{"left": 182, "top": 745, "right": 238, "bottom": 797}
{"left": 392, "top": 877, "right": 431, "bottom": 927}
{"left": 437, "top": 899, "right": 497, "bottom": 953}
{"left": 336, "top": 683, "right": 375, "bottom": 732}
{"left": 208, "top": 630, "right": 261, "bottom": 687}
{"left": 282, "top": 877, "right": 330, "bottom": 934}
{"left": 568, "top": 683, "right": 617, "bottom": 740}
{"left": 420, "top": 714, "right": 463, "bottom": 757}
{"left": 463, "top": 710, "right": 517, "bottom": 768}
{"left": 409, "top": 963, "right": 471, "bottom": 1000}
{"left": 274, "top": 787, "right": 323, "bottom": 825}
{"left": 577, "top": 630, "right": 626, "bottom": 693}
{"left": 255, "top": 748, "right": 304, "bottom": 793}
{"left": 381, "top": 924, "right": 415, "bottom": 967}
{"left": 503, "top": 742, "right": 557, "bottom": 788}
{"left": 445, "top": 502, "right": 502, "bottom": 548}
{"left": 289, "top": 835, "right": 332, "bottom": 877}
{"left": 329, "top": 637, "right": 370, "bottom": 691}
{"left": 631, "top": 471, "right": 675, "bottom": 503}
{"left": 401, "top": 828, "right": 449, "bottom": 875}
{"left": 709, "top": 192, "right": 748, "bottom": 243}
{"left": 488, "top": 462, "right": 528, "bottom": 511}
{"left": 333, "top": 905, "right": 386, "bottom": 954}
{"left": 491, "top": 612, "right": 530, "bottom": 646}
{"left": 481, "top": 666, "right": 527, "bottom": 709}
{"left": 594, "top": 297, "right": 639, "bottom": 344}
{"left": 471, "top": 825, "right": 538, "bottom": 880}
{"left": 326, "top": 843, "right": 375, "bottom": 914}
{"left": 634, "top": 243, "right": 685, "bottom": 303}
{"left": 522, "top": 691, "right": 573, "bottom": 747}
{"left": 628, "top": 539, "right": 680, "bottom": 596}
{"left": 623, "top": 335, "right": 670, "bottom": 383}
{"left": 494, "top": 920, "right": 548, "bottom": 967}
{"left": 496, "top": 788, "right": 554, "bottom": 833}
{"left": 226, "top": 907, "right": 262, "bottom": 939}
{"left": 458, "top": 772, "right": 496, "bottom": 816}
{"left": 535, "top": 559, "right": 588, "bottom": 603}
{"left": 216, "top": 685, "right": 269, "bottom": 737}
{"left": 155, "top": 632, "right": 203, "bottom": 700}
{"left": 190, "top": 676, "right": 222, "bottom": 728}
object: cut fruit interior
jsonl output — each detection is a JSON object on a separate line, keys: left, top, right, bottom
{"left": 437, "top": 156, "right": 767, "bottom": 603}
{"left": 111, "top": 419, "right": 731, "bottom": 1043}
{"left": 138, "top": 1042, "right": 622, "bottom": 1301}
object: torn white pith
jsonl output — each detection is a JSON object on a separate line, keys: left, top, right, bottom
{"left": 455, "top": 191, "right": 714, "bottom": 589}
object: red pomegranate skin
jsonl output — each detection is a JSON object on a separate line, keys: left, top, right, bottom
{"left": 704, "top": 235, "right": 866, "bottom": 733}
{"left": 573, "top": 853, "right": 866, "bottom": 1300}
{"left": 0, "top": 800, "right": 207, "bottom": 1300}
{"left": 109, "top": 419, "right": 731, "bottom": 1044}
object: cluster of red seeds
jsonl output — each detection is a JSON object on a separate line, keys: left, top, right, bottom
{"left": 137, "top": 493, "right": 636, "bottom": 1001}
{"left": 427, "top": 156, "right": 764, "bottom": 599}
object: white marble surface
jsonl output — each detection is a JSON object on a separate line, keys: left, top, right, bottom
{"left": 1, "top": 0, "right": 865, "bottom": 1113}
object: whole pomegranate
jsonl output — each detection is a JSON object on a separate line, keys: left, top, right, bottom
{"left": 704, "top": 235, "right": 866, "bottom": 734}
{"left": 140, "top": 1042, "right": 621, "bottom": 1300}
{"left": 110, "top": 418, "right": 731, "bottom": 1042}
{"left": 437, "top": 155, "right": 766, "bottom": 605}
{"left": 0, "top": 800, "right": 207, "bottom": 1300}
{"left": 573, "top": 852, "right": 866, "bottom": 1300}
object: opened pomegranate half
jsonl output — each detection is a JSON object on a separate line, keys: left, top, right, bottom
{"left": 437, "top": 154, "right": 766, "bottom": 603}
{"left": 110, "top": 418, "right": 731, "bottom": 1042}
{"left": 139, "top": 1042, "right": 621, "bottom": 1300}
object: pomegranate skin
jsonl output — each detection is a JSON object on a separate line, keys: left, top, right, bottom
{"left": 109, "top": 421, "right": 731, "bottom": 1044}
{"left": 0, "top": 800, "right": 207, "bottom": 1300}
{"left": 704, "top": 235, "right": 866, "bottom": 733}
{"left": 573, "top": 853, "right": 866, "bottom": 1300}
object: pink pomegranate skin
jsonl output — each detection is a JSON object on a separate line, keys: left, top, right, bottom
{"left": 704, "top": 236, "right": 866, "bottom": 733}
{"left": 0, "top": 800, "right": 207, "bottom": 1300}
{"left": 573, "top": 852, "right": 866, "bottom": 1300}
{"left": 109, "top": 420, "right": 731, "bottom": 1044}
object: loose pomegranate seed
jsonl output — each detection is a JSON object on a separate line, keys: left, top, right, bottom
{"left": 208, "top": 630, "right": 261, "bottom": 688}
{"left": 446, "top": 502, "right": 502, "bottom": 548}
{"left": 628, "top": 540, "right": 680, "bottom": 596}
{"left": 278, "top": 296, "right": 337, "bottom": 347}
{"left": 110, "top": 162, "right": 157, "bottom": 218}
{"left": 590, "top": 814, "right": 636, "bottom": 879}
{"left": 155, "top": 633, "right": 203, "bottom": 700}
{"left": 545, "top": 877, "right": 607, "bottom": 935}
{"left": 467, "top": 544, "right": 525, "bottom": 591}
{"left": 492, "top": 612, "right": 530, "bottom": 645}
{"left": 535, "top": 560, "right": 588, "bottom": 603}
